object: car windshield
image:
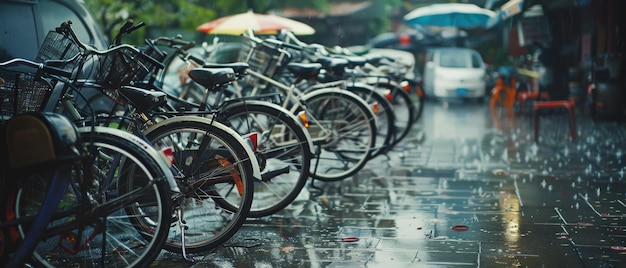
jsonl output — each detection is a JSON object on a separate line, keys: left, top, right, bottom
{"left": 439, "top": 50, "right": 469, "bottom": 68}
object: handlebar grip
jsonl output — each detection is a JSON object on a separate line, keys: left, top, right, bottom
{"left": 42, "top": 65, "right": 72, "bottom": 78}
{"left": 188, "top": 54, "right": 206, "bottom": 65}
{"left": 126, "top": 21, "right": 145, "bottom": 34}
{"left": 119, "top": 19, "right": 135, "bottom": 33}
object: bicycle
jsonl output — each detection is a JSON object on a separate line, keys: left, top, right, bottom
{"left": 277, "top": 30, "right": 420, "bottom": 150}
{"left": 236, "top": 30, "right": 378, "bottom": 182}
{"left": 0, "top": 57, "right": 177, "bottom": 267}
{"left": 46, "top": 20, "right": 259, "bottom": 256}
{"left": 135, "top": 35, "right": 315, "bottom": 217}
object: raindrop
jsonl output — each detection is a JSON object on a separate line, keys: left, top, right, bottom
{"left": 571, "top": 182, "right": 576, "bottom": 188}
{"left": 575, "top": 202, "right": 579, "bottom": 209}
{"left": 563, "top": 147, "right": 569, "bottom": 156}
{"left": 548, "top": 185, "right": 553, "bottom": 192}
{"left": 596, "top": 188, "right": 601, "bottom": 197}
{"left": 577, "top": 176, "right": 582, "bottom": 183}
{"left": 541, "top": 180, "right": 547, "bottom": 189}
{"left": 542, "top": 169, "right": 549, "bottom": 175}
{"left": 530, "top": 144, "right": 538, "bottom": 155}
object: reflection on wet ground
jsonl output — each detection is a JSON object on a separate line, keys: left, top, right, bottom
{"left": 154, "top": 100, "right": 626, "bottom": 267}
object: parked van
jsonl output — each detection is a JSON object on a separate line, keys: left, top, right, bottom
{"left": 423, "top": 47, "right": 486, "bottom": 101}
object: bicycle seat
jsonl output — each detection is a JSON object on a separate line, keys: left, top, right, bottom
{"left": 286, "top": 63, "right": 322, "bottom": 80}
{"left": 333, "top": 55, "right": 367, "bottom": 68}
{"left": 202, "top": 62, "right": 249, "bottom": 78}
{"left": 188, "top": 68, "right": 236, "bottom": 91}
{"left": 316, "top": 56, "right": 348, "bottom": 76}
{"left": 118, "top": 85, "right": 167, "bottom": 112}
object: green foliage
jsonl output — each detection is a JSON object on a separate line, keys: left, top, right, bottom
{"left": 84, "top": 0, "right": 403, "bottom": 45}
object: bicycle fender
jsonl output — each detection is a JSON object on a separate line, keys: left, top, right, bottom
{"left": 223, "top": 100, "right": 315, "bottom": 152}
{"left": 144, "top": 116, "right": 262, "bottom": 181}
{"left": 77, "top": 126, "right": 181, "bottom": 193}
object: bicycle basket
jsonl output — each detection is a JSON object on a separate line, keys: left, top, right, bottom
{"left": 92, "top": 46, "right": 159, "bottom": 88}
{"left": 3, "top": 112, "right": 81, "bottom": 169}
{"left": 135, "top": 43, "right": 167, "bottom": 86}
{"left": 237, "top": 35, "right": 290, "bottom": 78}
{"left": 35, "top": 30, "right": 81, "bottom": 70}
{"left": 0, "top": 70, "right": 52, "bottom": 120}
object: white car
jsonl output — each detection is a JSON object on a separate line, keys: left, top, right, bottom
{"left": 423, "top": 47, "right": 486, "bottom": 101}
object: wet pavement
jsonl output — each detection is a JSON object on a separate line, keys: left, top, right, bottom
{"left": 154, "top": 100, "right": 626, "bottom": 267}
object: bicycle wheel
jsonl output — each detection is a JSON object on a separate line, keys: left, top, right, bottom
{"left": 301, "top": 88, "right": 376, "bottom": 181}
{"left": 10, "top": 128, "right": 173, "bottom": 267}
{"left": 143, "top": 118, "right": 254, "bottom": 253}
{"left": 219, "top": 101, "right": 312, "bottom": 217}
{"left": 0, "top": 167, "right": 70, "bottom": 268}
{"left": 346, "top": 84, "right": 396, "bottom": 157}
{"left": 375, "top": 82, "right": 416, "bottom": 147}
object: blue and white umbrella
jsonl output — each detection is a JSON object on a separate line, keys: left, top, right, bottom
{"left": 404, "top": 3, "right": 497, "bottom": 29}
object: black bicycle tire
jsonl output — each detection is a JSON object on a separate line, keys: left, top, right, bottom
{"left": 219, "top": 101, "right": 312, "bottom": 217}
{"left": 303, "top": 89, "right": 377, "bottom": 181}
{"left": 346, "top": 84, "right": 396, "bottom": 157}
{"left": 18, "top": 131, "right": 172, "bottom": 267}
{"left": 143, "top": 120, "right": 254, "bottom": 253}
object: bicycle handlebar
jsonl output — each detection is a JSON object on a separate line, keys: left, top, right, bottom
{"left": 152, "top": 36, "right": 196, "bottom": 51}
{"left": 0, "top": 58, "right": 73, "bottom": 78}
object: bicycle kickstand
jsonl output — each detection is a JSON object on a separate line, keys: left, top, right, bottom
{"left": 309, "top": 145, "right": 324, "bottom": 197}
{"left": 176, "top": 207, "right": 194, "bottom": 263}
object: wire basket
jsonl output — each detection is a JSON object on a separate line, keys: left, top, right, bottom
{"left": 92, "top": 46, "right": 160, "bottom": 89}
{"left": 135, "top": 43, "right": 167, "bottom": 86}
{"left": 35, "top": 30, "right": 81, "bottom": 70}
{"left": 0, "top": 70, "right": 51, "bottom": 119}
{"left": 237, "top": 36, "right": 290, "bottom": 78}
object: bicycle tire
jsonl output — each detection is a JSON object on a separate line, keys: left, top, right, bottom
{"left": 346, "top": 84, "right": 396, "bottom": 157}
{"left": 10, "top": 127, "right": 173, "bottom": 267}
{"left": 143, "top": 119, "right": 254, "bottom": 253}
{"left": 219, "top": 100, "right": 313, "bottom": 217}
{"left": 374, "top": 82, "right": 416, "bottom": 147}
{"left": 0, "top": 167, "right": 71, "bottom": 268}
{"left": 301, "top": 88, "right": 376, "bottom": 181}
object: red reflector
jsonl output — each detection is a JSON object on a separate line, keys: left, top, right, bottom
{"left": 399, "top": 34, "right": 410, "bottom": 46}
{"left": 451, "top": 225, "right": 469, "bottom": 232}
{"left": 161, "top": 147, "right": 174, "bottom": 165}
{"left": 243, "top": 132, "right": 258, "bottom": 151}
{"left": 341, "top": 236, "right": 359, "bottom": 242}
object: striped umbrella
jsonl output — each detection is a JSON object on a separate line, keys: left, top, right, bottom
{"left": 197, "top": 10, "right": 315, "bottom": 35}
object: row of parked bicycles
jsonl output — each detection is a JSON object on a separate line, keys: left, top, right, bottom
{"left": 0, "top": 20, "right": 423, "bottom": 267}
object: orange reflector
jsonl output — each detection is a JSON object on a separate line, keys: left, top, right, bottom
{"left": 385, "top": 92, "right": 393, "bottom": 102}
{"left": 216, "top": 155, "right": 244, "bottom": 195}
{"left": 401, "top": 81, "right": 411, "bottom": 93}
{"left": 416, "top": 87, "right": 424, "bottom": 97}
{"left": 298, "top": 111, "right": 309, "bottom": 128}
{"left": 372, "top": 102, "right": 380, "bottom": 114}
